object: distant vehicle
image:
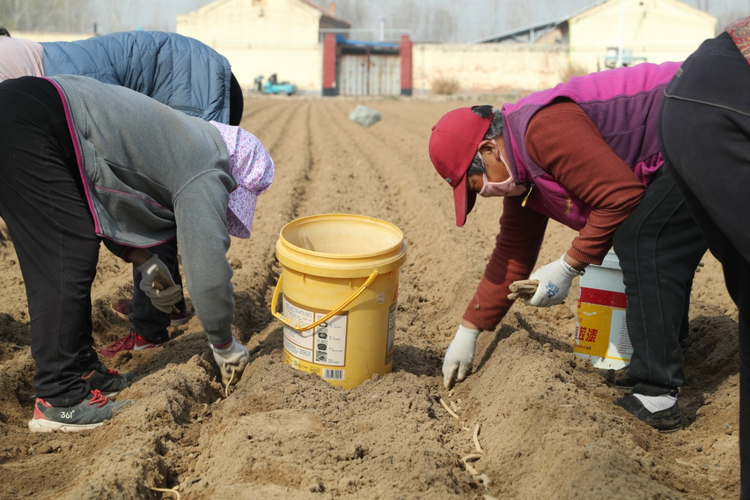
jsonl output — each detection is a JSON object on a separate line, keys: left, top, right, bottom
{"left": 263, "top": 80, "right": 297, "bottom": 95}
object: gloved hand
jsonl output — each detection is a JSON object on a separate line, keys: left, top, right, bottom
{"left": 211, "top": 337, "right": 249, "bottom": 386}
{"left": 442, "top": 324, "right": 481, "bottom": 389}
{"left": 136, "top": 254, "right": 182, "bottom": 313}
{"left": 524, "top": 254, "right": 584, "bottom": 307}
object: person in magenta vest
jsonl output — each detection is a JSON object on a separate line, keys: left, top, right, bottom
{"left": 659, "top": 16, "right": 750, "bottom": 496}
{"left": 429, "top": 61, "right": 707, "bottom": 432}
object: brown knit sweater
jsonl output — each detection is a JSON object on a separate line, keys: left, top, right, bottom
{"left": 462, "top": 101, "right": 646, "bottom": 331}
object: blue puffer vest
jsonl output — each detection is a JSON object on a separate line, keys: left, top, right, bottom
{"left": 42, "top": 31, "right": 233, "bottom": 123}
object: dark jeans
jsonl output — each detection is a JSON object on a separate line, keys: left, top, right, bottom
{"left": 0, "top": 77, "right": 98, "bottom": 406}
{"left": 659, "top": 32, "right": 750, "bottom": 499}
{"left": 129, "top": 239, "right": 184, "bottom": 343}
{"left": 612, "top": 166, "right": 707, "bottom": 393}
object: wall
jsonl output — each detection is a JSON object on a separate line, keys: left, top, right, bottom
{"left": 414, "top": 43, "right": 570, "bottom": 94}
{"left": 411, "top": 0, "right": 715, "bottom": 95}
{"left": 177, "top": 0, "right": 324, "bottom": 92}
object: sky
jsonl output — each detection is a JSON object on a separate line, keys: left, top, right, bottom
{"left": 28, "top": 0, "right": 750, "bottom": 41}
{"left": 87, "top": 0, "right": 213, "bottom": 33}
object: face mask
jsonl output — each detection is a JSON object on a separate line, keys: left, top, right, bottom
{"left": 478, "top": 149, "right": 526, "bottom": 198}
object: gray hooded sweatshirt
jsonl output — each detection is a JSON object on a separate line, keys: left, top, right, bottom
{"left": 49, "top": 74, "right": 236, "bottom": 344}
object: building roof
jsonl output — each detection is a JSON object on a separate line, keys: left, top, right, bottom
{"left": 469, "top": 1, "right": 603, "bottom": 44}
{"left": 471, "top": 0, "right": 717, "bottom": 45}
{"left": 299, "top": 0, "right": 351, "bottom": 28}
{"left": 469, "top": 19, "right": 566, "bottom": 45}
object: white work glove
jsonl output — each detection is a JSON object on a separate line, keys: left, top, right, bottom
{"left": 524, "top": 254, "right": 584, "bottom": 307}
{"left": 442, "top": 324, "right": 481, "bottom": 389}
{"left": 211, "top": 337, "right": 250, "bottom": 386}
{"left": 136, "top": 254, "right": 182, "bottom": 313}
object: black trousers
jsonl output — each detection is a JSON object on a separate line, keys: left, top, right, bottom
{"left": 612, "top": 166, "right": 707, "bottom": 393}
{"left": 0, "top": 77, "right": 98, "bottom": 406}
{"left": 659, "top": 32, "right": 750, "bottom": 499}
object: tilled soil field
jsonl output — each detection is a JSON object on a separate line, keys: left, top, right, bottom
{"left": 0, "top": 95, "right": 742, "bottom": 499}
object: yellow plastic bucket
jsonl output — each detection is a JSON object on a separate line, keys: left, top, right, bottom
{"left": 574, "top": 250, "right": 632, "bottom": 370}
{"left": 271, "top": 214, "right": 407, "bottom": 388}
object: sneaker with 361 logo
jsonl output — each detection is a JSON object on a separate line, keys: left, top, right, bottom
{"left": 81, "top": 361, "right": 135, "bottom": 396}
{"left": 28, "top": 390, "right": 131, "bottom": 433}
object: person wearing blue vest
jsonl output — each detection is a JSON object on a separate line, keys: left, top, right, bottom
{"left": 429, "top": 61, "right": 707, "bottom": 432}
{"left": 0, "top": 28, "right": 243, "bottom": 125}
{"left": 659, "top": 16, "right": 750, "bottom": 498}
{"left": 0, "top": 27, "right": 245, "bottom": 358}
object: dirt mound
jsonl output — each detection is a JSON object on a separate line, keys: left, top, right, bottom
{"left": 0, "top": 96, "right": 741, "bottom": 499}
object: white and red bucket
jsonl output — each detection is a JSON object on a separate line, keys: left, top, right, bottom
{"left": 575, "top": 250, "right": 632, "bottom": 370}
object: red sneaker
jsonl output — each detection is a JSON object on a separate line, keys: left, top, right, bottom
{"left": 110, "top": 299, "right": 189, "bottom": 326}
{"left": 100, "top": 331, "right": 162, "bottom": 359}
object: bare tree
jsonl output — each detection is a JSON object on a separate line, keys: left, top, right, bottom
{"left": 341, "top": 0, "right": 369, "bottom": 29}
{"left": 270, "top": 0, "right": 747, "bottom": 43}
{"left": 0, "top": 0, "right": 92, "bottom": 32}
{"left": 426, "top": 8, "right": 456, "bottom": 43}
{"left": 718, "top": 9, "right": 746, "bottom": 32}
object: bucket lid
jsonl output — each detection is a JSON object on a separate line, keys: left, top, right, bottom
{"left": 276, "top": 214, "right": 407, "bottom": 278}
{"left": 598, "top": 249, "right": 621, "bottom": 270}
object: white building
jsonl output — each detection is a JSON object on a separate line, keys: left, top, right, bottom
{"left": 177, "top": 0, "right": 350, "bottom": 92}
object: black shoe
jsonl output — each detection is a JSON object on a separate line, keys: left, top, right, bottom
{"left": 81, "top": 361, "right": 135, "bottom": 396}
{"left": 601, "top": 367, "right": 637, "bottom": 393}
{"left": 614, "top": 394, "right": 682, "bottom": 432}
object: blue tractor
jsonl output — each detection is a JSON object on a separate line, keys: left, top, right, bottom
{"left": 262, "top": 73, "right": 297, "bottom": 95}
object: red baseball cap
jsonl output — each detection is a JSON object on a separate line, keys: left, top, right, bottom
{"left": 429, "top": 108, "right": 492, "bottom": 226}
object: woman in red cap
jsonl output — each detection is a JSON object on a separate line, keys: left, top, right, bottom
{"left": 429, "top": 61, "right": 706, "bottom": 432}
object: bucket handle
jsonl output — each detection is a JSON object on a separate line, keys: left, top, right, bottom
{"left": 270, "top": 270, "right": 380, "bottom": 332}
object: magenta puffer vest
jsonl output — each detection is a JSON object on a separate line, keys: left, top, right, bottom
{"left": 502, "top": 61, "right": 680, "bottom": 230}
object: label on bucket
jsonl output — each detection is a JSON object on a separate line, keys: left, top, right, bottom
{"left": 575, "top": 286, "right": 633, "bottom": 369}
{"left": 284, "top": 350, "right": 344, "bottom": 379}
{"left": 282, "top": 297, "right": 347, "bottom": 366}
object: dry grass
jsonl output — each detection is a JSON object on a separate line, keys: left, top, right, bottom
{"left": 559, "top": 62, "right": 590, "bottom": 83}
{"left": 431, "top": 76, "right": 460, "bottom": 95}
